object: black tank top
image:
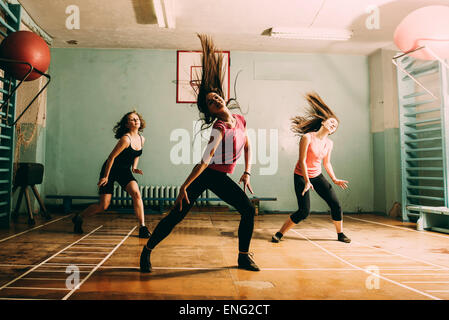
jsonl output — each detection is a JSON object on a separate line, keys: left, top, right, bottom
{"left": 113, "top": 134, "right": 143, "bottom": 168}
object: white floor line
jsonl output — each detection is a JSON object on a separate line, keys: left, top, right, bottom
{"left": 291, "top": 229, "right": 441, "bottom": 300}
{"left": 0, "top": 226, "right": 102, "bottom": 292}
{"left": 339, "top": 254, "right": 394, "bottom": 257}
{"left": 5, "top": 287, "right": 68, "bottom": 291}
{"left": 43, "top": 263, "right": 97, "bottom": 266}
{"left": 75, "top": 243, "right": 117, "bottom": 246}
{"left": 62, "top": 226, "right": 136, "bottom": 300}
{"left": 346, "top": 216, "right": 449, "bottom": 240}
{"left": 312, "top": 220, "right": 449, "bottom": 272}
{"left": 49, "top": 256, "right": 104, "bottom": 260}
{"left": 77, "top": 238, "right": 122, "bottom": 241}
{"left": 71, "top": 246, "right": 117, "bottom": 250}
{"left": 31, "top": 270, "right": 91, "bottom": 273}
{"left": 402, "top": 281, "right": 449, "bottom": 284}
{"left": 65, "top": 250, "right": 112, "bottom": 253}
{"left": 21, "top": 278, "right": 67, "bottom": 281}
{"left": 0, "top": 297, "right": 51, "bottom": 300}
{"left": 0, "top": 215, "right": 71, "bottom": 244}
{"left": 351, "top": 242, "right": 449, "bottom": 271}
{"left": 384, "top": 273, "right": 449, "bottom": 276}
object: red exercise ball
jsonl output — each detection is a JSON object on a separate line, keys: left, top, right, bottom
{"left": 0, "top": 30, "right": 50, "bottom": 81}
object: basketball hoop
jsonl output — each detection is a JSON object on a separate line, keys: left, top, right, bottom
{"left": 189, "top": 79, "right": 201, "bottom": 95}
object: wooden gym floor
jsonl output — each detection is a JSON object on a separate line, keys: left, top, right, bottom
{"left": 0, "top": 210, "right": 448, "bottom": 300}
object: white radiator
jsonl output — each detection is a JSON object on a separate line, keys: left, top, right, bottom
{"left": 112, "top": 185, "right": 210, "bottom": 207}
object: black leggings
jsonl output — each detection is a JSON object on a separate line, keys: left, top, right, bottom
{"left": 146, "top": 167, "right": 255, "bottom": 252}
{"left": 290, "top": 173, "right": 342, "bottom": 223}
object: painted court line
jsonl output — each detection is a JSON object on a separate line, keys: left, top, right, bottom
{"left": 291, "top": 229, "right": 441, "bottom": 300}
{"left": 62, "top": 226, "right": 137, "bottom": 300}
{"left": 5, "top": 287, "right": 68, "bottom": 291}
{"left": 0, "top": 297, "right": 50, "bottom": 300}
{"left": 76, "top": 242, "right": 120, "bottom": 245}
{"left": 351, "top": 242, "right": 449, "bottom": 271}
{"left": 402, "top": 281, "right": 449, "bottom": 284}
{"left": 71, "top": 246, "right": 117, "bottom": 250}
{"left": 0, "top": 215, "right": 71, "bottom": 244}
{"left": 22, "top": 278, "right": 67, "bottom": 281}
{"left": 50, "top": 256, "right": 104, "bottom": 260}
{"left": 346, "top": 216, "right": 449, "bottom": 240}
{"left": 0, "top": 226, "right": 103, "bottom": 292}
{"left": 383, "top": 274, "right": 449, "bottom": 276}
{"left": 43, "top": 263, "right": 97, "bottom": 266}
{"left": 339, "top": 254, "right": 394, "bottom": 257}
{"left": 312, "top": 220, "right": 449, "bottom": 272}
{"left": 31, "top": 270, "right": 91, "bottom": 273}
{"left": 63, "top": 251, "right": 110, "bottom": 254}
{"left": 1, "top": 263, "right": 443, "bottom": 272}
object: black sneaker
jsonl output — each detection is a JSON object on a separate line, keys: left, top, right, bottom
{"left": 338, "top": 233, "right": 351, "bottom": 243}
{"left": 140, "top": 246, "right": 152, "bottom": 273}
{"left": 138, "top": 226, "right": 151, "bottom": 238}
{"left": 238, "top": 253, "right": 260, "bottom": 271}
{"left": 72, "top": 215, "right": 83, "bottom": 234}
{"left": 271, "top": 232, "right": 283, "bottom": 243}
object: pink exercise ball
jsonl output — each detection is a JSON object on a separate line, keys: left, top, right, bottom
{"left": 394, "top": 5, "right": 449, "bottom": 60}
{"left": 0, "top": 31, "right": 51, "bottom": 81}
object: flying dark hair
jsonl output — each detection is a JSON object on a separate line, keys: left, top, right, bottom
{"left": 113, "top": 110, "right": 146, "bottom": 139}
{"left": 194, "top": 34, "right": 242, "bottom": 134}
{"left": 291, "top": 92, "right": 339, "bottom": 136}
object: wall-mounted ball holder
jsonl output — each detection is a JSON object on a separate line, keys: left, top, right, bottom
{"left": 0, "top": 58, "right": 51, "bottom": 126}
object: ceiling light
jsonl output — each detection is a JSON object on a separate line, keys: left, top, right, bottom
{"left": 266, "top": 27, "right": 353, "bottom": 41}
{"left": 152, "top": 0, "right": 175, "bottom": 29}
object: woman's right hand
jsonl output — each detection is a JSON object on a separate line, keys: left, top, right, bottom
{"left": 175, "top": 185, "right": 190, "bottom": 211}
{"left": 98, "top": 177, "right": 108, "bottom": 187}
{"left": 302, "top": 181, "right": 314, "bottom": 196}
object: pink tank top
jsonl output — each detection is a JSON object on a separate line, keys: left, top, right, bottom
{"left": 208, "top": 114, "right": 246, "bottom": 174}
{"left": 294, "top": 132, "right": 332, "bottom": 178}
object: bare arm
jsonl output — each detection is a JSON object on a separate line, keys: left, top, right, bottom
{"left": 239, "top": 132, "right": 254, "bottom": 194}
{"left": 299, "top": 134, "right": 314, "bottom": 195}
{"left": 299, "top": 134, "right": 311, "bottom": 183}
{"left": 323, "top": 142, "right": 337, "bottom": 182}
{"left": 323, "top": 141, "right": 348, "bottom": 189}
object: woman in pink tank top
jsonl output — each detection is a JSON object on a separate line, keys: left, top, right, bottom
{"left": 140, "top": 34, "right": 259, "bottom": 273}
{"left": 271, "top": 93, "right": 351, "bottom": 244}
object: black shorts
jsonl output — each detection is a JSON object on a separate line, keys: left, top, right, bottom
{"left": 98, "top": 162, "right": 137, "bottom": 194}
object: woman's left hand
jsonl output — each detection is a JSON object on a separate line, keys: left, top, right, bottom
{"left": 239, "top": 173, "right": 254, "bottom": 194}
{"left": 132, "top": 168, "right": 143, "bottom": 175}
{"left": 333, "top": 179, "right": 349, "bottom": 190}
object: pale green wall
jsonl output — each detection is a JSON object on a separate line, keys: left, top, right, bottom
{"left": 368, "top": 49, "right": 402, "bottom": 214}
{"left": 45, "top": 48, "right": 373, "bottom": 213}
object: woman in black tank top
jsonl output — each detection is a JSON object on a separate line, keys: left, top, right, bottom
{"left": 72, "top": 111, "right": 151, "bottom": 238}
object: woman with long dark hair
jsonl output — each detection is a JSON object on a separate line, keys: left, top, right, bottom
{"left": 271, "top": 93, "right": 351, "bottom": 243}
{"left": 140, "top": 34, "right": 259, "bottom": 272}
{"left": 72, "top": 110, "right": 151, "bottom": 238}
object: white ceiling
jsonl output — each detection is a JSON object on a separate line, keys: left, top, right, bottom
{"left": 17, "top": 0, "right": 449, "bottom": 55}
